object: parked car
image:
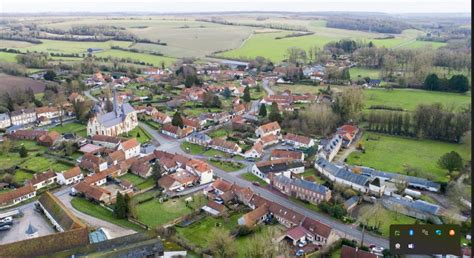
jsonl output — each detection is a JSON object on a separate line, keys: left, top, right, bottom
{"left": 0, "top": 221, "right": 13, "bottom": 226}
{"left": 0, "top": 225, "right": 11, "bottom": 231}
{"left": 252, "top": 181, "right": 260, "bottom": 186}
{"left": 298, "top": 240, "right": 307, "bottom": 247}
{"left": 296, "top": 249, "right": 305, "bottom": 256}
{"left": 0, "top": 216, "right": 12, "bottom": 224}
{"left": 176, "top": 186, "right": 185, "bottom": 192}
{"left": 372, "top": 246, "right": 384, "bottom": 254}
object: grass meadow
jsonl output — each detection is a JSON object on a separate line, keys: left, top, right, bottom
{"left": 347, "top": 132, "right": 471, "bottom": 182}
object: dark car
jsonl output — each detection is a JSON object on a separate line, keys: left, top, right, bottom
{"left": 0, "top": 225, "right": 11, "bottom": 231}
{"left": 252, "top": 181, "right": 260, "bottom": 186}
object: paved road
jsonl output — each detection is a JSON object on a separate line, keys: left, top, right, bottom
{"left": 84, "top": 89, "right": 99, "bottom": 102}
{"left": 138, "top": 124, "right": 389, "bottom": 248}
{"left": 54, "top": 187, "right": 136, "bottom": 238}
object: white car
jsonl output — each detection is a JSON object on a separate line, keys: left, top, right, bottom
{"left": 298, "top": 240, "right": 307, "bottom": 247}
{"left": 176, "top": 186, "right": 185, "bottom": 192}
{"left": 0, "top": 216, "right": 12, "bottom": 224}
{"left": 371, "top": 246, "right": 384, "bottom": 254}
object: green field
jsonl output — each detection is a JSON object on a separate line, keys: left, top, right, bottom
{"left": 50, "top": 122, "right": 87, "bottom": 137}
{"left": 349, "top": 67, "right": 381, "bottom": 80}
{"left": 20, "top": 156, "right": 73, "bottom": 172}
{"left": 0, "top": 52, "right": 19, "bottom": 62}
{"left": 180, "top": 142, "right": 230, "bottom": 158}
{"left": 347, "top": 132, "right": 471, "bottom": 182}
{"left": 219, "top": 29, "right": 446, "bottom": 62}
{"left": 71, "top": 197, "right": 144, "bottom": 231}
{"left": 94, "top": 49, "right": 176, "bottom": 66}
{"left": 363, "top": 88, "right": 471, "bottom": 111}
{"left": 357, "top": 204, "right": 417, "bottom": 237}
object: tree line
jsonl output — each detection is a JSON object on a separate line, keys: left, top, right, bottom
{"left": 365, "top": 103, "right": 471, "bottom": 143}
{"left": 326, "top": 17, "right": 411, "bottom": 34}
{"left": 423, "top": 73, "right": 470, "bottom": 93}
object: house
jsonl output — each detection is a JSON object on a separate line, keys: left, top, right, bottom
{"left": 271, "top": 149, "right": 304, "bottom": 161}
{"left": 186, "top": 132, "right": 212, "bottom": 146}
{"left": 73, "top": 181, "right": 112, "bottom": 204}
{"left": 87, "top": 90, "right": 138, "bottom": 137}
{"left": 136, "top": 106, "right": 158, "bottom": 116}
{"left": 243, "top": 141, "right": 264, "bottom": 159}
{"left": 182, "top": 118, "right": 201, "bottom": 131}
{"left": 238, "top": 203, "right": 269, "bottom": 227}
{"left": 8, "top": 129, "right": 47, "bottom": 141}
{"left": 90, "top": 135, "right": 122, "bottom": 149}
{"left": 340, "top": 245, "right": 378, "bottom": 258}
{"left": 202, "top": 200, "right": 226, "bottom": 216}
{"left": 79, "top": 153, "right": 108, "bottom": 173}
{"left": 283, "top": 133, "right": 315, "bottom": 149}
{"left": 29, "top": 170, "right": 57, "bottom": 190}
{"left": 0, "top": 184, "right": 36, "bottom": 208}
{"left": 210, "top": 178, "right": 234, "bottom": 195}
{"left": 337, "top": 124, "right": 359, "bottom": 147}
{"left": 251, "top": 159, "right": 305, "bottom": 184}
{"left": 255, "top": 121, "right": 281, "bottom": 138}
{"left": 68, "top": 92, "right": 85, "bottom": 103}
{"left": 143, "top": 67, "right": 164, "bottom": 75}
{"left": 301, "top": 217, "right": 334, "bottom": 246}
{"left": 152, "top": 112, "right": 172, "bottom": 124}
{"left": 130, "top": 159, "right": 153, "bottom": 178}
{"left": 168, "top": 169, "right": 198, "bottom": 189}
{"left": 257, "top": 134, "right": 279, "bottom": 148}
{"left": 320, "top": 134, "right": 342, "bottom": 162}
{"left": 269, "top": 202, "right": 305, "bottom": 228}
{"left": 343, "top": 196, "right": 360, "bottom": 212}
{"left": 284, "top": 225, "right": 313, "bottom": 246}
{"left": 314, "top": 158, "right": 385, "bottom": 196}
{"left": 271, "top": 175, "right": 331, "bottom": 204}
{"left": 161, "top": 124, "right": 193, "bottom": 139}
{"left": 56, "top": 167, "right": 84, "bottom": 185}
{"left": 0, "top": 113, "right": 11, "bottom": 129}
{"left": 36, "top": 106, "right": 61, "bottom": 121}
{"left": 158, "top": 175, "right": 183, "bottom": 192}
{"left": 209, "top": 138, "right": 242, "bottom": 155}
{"left": 37, "top": 131, "right": 61, "bottom": 147}
{"left": 118, "top": 138, "right": 140, "bottom": 159}
{"left": 107, "top": 150, "right": 126, "bottom": 166}
{"left": 10, "top": 108, "right": 36, "bottom": 126}
{"left": 368, "top": 79, "right": 382, "bottom": 87}
{"left": 186, "top": 159, "right": 214, "bottom": 185}
{"left": 233, "top": 103, "right": 246, "bottom": 116}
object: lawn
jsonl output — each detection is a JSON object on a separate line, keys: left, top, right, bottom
{"left": 208, "top": 128, "right": 229, "bottom": 138}
{"left": 0, "top": 52, "right": 19, "bottom": 62}
{"left": 347, "top": 132, "right": 471, "bottom": 182}
{"left": 50, "top": 122, "right": 87, "bottom": 137}
{"left": 126, "top": 126, "right": 152, "bottom": 143}
{"left": 12, "top": 170, "right": 34, "bottom": 184}
{"left": 209, "top": 159, "right": 245, "bottom": 172}
{"left": 240, "top": 173, "right": 268, "bottom": 186}
{"left": 298, "top": 168, "right": 327, "bottom": 185}
{"left": 175, "top": 212, "right": 284, "bottom": 257}
{"left": 183, "top": 107, "right": 222, "bottom": 117}
{"left": 94, "top": 49, "right": 176, "bottom": 67}
{"left": 136, "top": 198, "right": 193, "bottom": 228}
{"left": 358, "top": 204, "right": 417, "bottom": 237}
{"left": 181, "top": 142, "right": 206, "bottom": 155}
{"left": 363, "top": 88, "right": 471, "bottom": 112}
{"left": 119, "top": 173, "right": 155, "bottom": 190}
{"left": 71, "top": 197, "right": 144, "bottom": 231}
{"left": 20, "top": 156, "right": 73, "bottom": 172}
{"left": 175, "top": 212, "right": 243, "bottom": 247}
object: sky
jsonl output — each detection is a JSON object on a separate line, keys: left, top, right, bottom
{"left": 0, "top": 0, "right": 471, "bottom": 14}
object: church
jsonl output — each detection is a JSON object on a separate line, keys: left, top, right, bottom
{"left": 87, "top": 90, "right": 138, "bottom": 137}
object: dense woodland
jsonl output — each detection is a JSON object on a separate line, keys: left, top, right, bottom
{"left": 326, "top": 17, "right": 412, "bottom": 34}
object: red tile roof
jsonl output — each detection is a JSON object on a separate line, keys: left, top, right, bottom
{"left": 271, "top": 149, "right": 303, "bottom": 160}
{"left": 62, "top": 167, "right": 82, "bottom": 180}
{"left": 258, "top": 121, "right": 281, "bottom": 134}
{"left": 340, "top": 245, "right": 377, "bottom": 258}
{"left": 121, "top": 138, "right": 139, "bottom": 150}
{"left": 0, "top": 184, "right": 35, "bottom": 205}
{"left": 301, "top": 217, "right": 332, "bottom": 238}
{"left": 284, "top": 133, "right": 312, "bottom": 145}
{"left": 30, "top": 170, "right": 57, "bottom": 186}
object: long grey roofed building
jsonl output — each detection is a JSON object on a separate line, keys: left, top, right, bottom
{"left": 257, "top": 160, "right": 304, "bottom": 175}
{"left": 316, "top": 158, "right": 370, "bottom": 187}
{"left": 382, "top": 196, "right": 441, "bottom": 215}
{"left": 273, "top": 174, "right": 329, "bottom": 194}
{"left": 359, "top": 166, "right": 440, "bottom": 192}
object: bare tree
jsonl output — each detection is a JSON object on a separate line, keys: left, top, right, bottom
{"left": 208, "top": 228, "right": 237, "bottom": 258}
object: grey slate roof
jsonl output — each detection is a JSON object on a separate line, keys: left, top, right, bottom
{"left": 97, "top": 103, "right": 135, "bottom": 128}
{"left": 343, "top": 196, "right": 359, "bottom": 209}
{"left": 187, "top": 132, "right": 211, "bottom": 142}
{"left": 359, "top": 166, "right": 440, "bottom": 190}
{"left": 257, "top": 160, "right": 304, "bottom": 175}
{"left": 383, "top": 196, "right": 440, "bottom": 215}
{"left": 316, "top": 158, "right": 370, "bottom": 186}
{"left": 324, "top": 134, "right": 342, "bottom": 153}
{"left": 274, "top": 175, "right": 329, "bottom": 194}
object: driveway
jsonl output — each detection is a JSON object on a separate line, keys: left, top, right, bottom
{"left": 54, "top": 187, "right": 136, "bottom": 239}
